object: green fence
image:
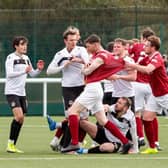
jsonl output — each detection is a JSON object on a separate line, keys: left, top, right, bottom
{"left": 0, "top": 7, "right": 168, "bottom": 116}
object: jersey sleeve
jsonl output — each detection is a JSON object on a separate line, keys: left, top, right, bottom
{"left": 150, "top": 54, "right": 163, "bottom": 69}
{"left": 27, "top": 57, "right": 41, "bottom": 77}
{"left": 46, "top": 53, "right": 65, "bottom": 75}
{"left": 96, "top": 51, "right": 108, "bottom": 62}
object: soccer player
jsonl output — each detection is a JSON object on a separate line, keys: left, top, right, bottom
{"left": 102, "top": 41, "right": 114, "bottom": 105}
{"left": 46, "top": 26, "right": 90, "bottom": 150}
{"left": 4, "top": 36, "right": 44, "bottom": 153}
{"left": 78, "top": 97, "right": 138, "bottom": 154}
{"left": 128, "top": 27, "right": 161, "bottom": 150}
{"left": 61, "top": 34, "right": 132, "bottom": 154}
{"left": 108, "top": 38, "right": 137, "bottom": 112}
{"left": 125, "top": 35, "right": 168, "bottom": 154}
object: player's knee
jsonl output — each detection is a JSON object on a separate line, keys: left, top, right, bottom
{"left": 99, "top": 143, "right": 114, "bottom": 152}
{"left": 143, "top": 111, "right": 156, "bottom": 121}
{"left": 15, "top": 115, "right": 24, "bottom": 123}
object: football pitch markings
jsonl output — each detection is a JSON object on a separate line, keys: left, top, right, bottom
{"left": 1, "top": 123, "right": 168, "bottom": 128}
{"left": 0, "top": 156, "right": 168, "bottom": 160}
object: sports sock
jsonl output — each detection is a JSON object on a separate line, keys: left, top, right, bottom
{"left": 152, "top": 117, "right": 158, "bottom": 142}
{"left": 143, "top": 120, "right": 155, "bottom": 148}
{"left": 69, "top": 115, "right": 79, "bottom": 145}
{"left": 55, "top": 128, "right": 63, "bottom": 138}
{"left": 105, "top": 121, "right": 128, "bottom": 144}
{"left": 9, "top": 119, "right": 22, "bottom": 145}
{"left": 55, "top": 119, "right": 68, "bottom": 138}
{"left": 60, "top": 123, "right": 71, "bottom": 148}
{"left": 135, "top": 117, "right": 144, "bottom": 139}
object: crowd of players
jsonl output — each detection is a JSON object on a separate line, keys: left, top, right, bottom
{"left": 4, "top": 25, "right": 168, "bottom": 154}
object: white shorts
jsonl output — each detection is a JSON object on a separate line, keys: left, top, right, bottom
{"left": 132, "top": 82, "right": 152, "bottom": 112}
{"left": 145, "top": 93, "right": 168, "bottom": 114}
{"left": 75, "top": 82, "right": 104, "bottom": 115}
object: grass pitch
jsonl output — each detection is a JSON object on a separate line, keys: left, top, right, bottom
{"left": 0, "top": 116, "right": 168, "bottom": 168}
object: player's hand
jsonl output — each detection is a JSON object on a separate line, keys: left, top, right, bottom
{"left": 63, "top": 60, "right": 71, "bottom": 68}
{"left": 25, "top": 65, "right": 32, "bottom": 73}
{"left": 107, "top": 74, "right": 120, "bottom": 80}
{"left": 37, "top": 60, "right": 45, "bottom": 70}
{"left": 124, "top": 61, "right": 136, "bottom": 69}
{"left": 103, "top": 104, "right": 110, "bottom": 112}
{"left": 71, "top": 56, "right": 84, "bottom": 64}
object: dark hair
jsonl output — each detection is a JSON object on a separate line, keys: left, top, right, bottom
{"left": 114, "top": 38, "right": 127, "bottom": 46}
{"left": 106, "top": 41, "right": 114, "bottom": 52}
{"left": 147, "top": 35, "right": 161, "bottom": 51}
{"left": 13, "top": 36, "right": 28, "bottom": 49}
{"left": 84, "top": 34, "right": 101, "bottom": 44}
{"left": 141, "top": 27, "right": 155, "bottom": 39}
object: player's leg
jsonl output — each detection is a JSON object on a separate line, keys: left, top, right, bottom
{"left": 141, "top": 94, "right": 159, "bottom": 154}
{"left": 6, "top": 95, "right": 25, "bottom": 153}
{"left": 61, "top": 101, "right": 85, "bottom": 152}
{"left": 94, "top": 111, "right": 132, "bottom": 154}
{"left": 133, "top": 82, "right": 147, "bottom": 147}
{"left": 141, "top": 110, "right": 158, "bottom": 154}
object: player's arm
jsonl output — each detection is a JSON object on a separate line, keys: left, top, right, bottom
{"left": 81, "top": 57, "right": 104, "bottom": 75}
{"left": 25, "top": 58, "right": 44, "bottom": 77}
{"left": 125, "top": 62, "right": 156, "bottom": 74}
{"left": 27, "top": 58, "right": 45, "bottom": 77}
{"left": 70, "top": 56, "right": 85, "bottom": 64}
{"left": 46, "top": 53, "right": 71, "bottom": 75}
{"left": 109, "top": 68, "right": 137, "bottom": 81}
{"left": 103, "top": 104, "right": 110, "bottom": 113}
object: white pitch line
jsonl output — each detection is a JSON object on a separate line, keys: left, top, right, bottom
{"left": 0, "top": 157, "right": 168, "bottom": 160}
{"left": 2, "top": 124, "right": 168, "bottom": 128}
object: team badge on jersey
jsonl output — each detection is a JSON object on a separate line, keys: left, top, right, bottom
{"left": 11, "top": 101, "right": 16, "bottom": 107}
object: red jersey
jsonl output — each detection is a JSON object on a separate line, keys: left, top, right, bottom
{"left": 129, "top": 43, "right": 145, "bottom": 62}
{"left": 145, "top": 52, "right": 168, "bottom": 97}
{"left": 129, "top": 43, "right": 150, "bottom": 83}
{"left": 136, "top": 56, "right": 150, "bottom": 83}
{"left": 85, "top": 50, "right": 125, "bottom": 83}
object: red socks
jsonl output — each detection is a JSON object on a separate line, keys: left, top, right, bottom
{"left": 143, "top": 120, "right": 155, "bottom": 148}
{"left": 136, "top": 117, "right": 144, "bottom": 139}
{"left": 55, "top": 128, "right": 63, "bottom": 138}
{"left": 69, "top": 115, "right": 79, "bottom": 145}
{"left": 153, "top": 117, "right": 158, "bottom": 142}
{"left": 105, "top": 121, "right": 128, "bottom": 144}
{"left": 55, "top": 119, "right": 68, "bottom": 138}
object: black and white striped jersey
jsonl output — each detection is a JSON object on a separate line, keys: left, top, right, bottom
{"left": 47, "top": 46, "right": 90, "bottom": 87}
{"left": 5, "top": 52, "right": 41, "bottom": 96}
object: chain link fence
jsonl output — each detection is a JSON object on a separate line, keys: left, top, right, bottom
{"left": 0, "top": 7, "right": 168, "bottom": 115}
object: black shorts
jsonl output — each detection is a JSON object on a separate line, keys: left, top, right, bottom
{"left": 103, "top": 92, "right": 113, "bottom": 105}
{"left": 6, "top": 94, "right": 28, "bottom": 114}
{"left": 62, "top": 85, "right": 85, "bottom": 110}
{"left": 93, "top": 125, "right": 121, "bottom": 153}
